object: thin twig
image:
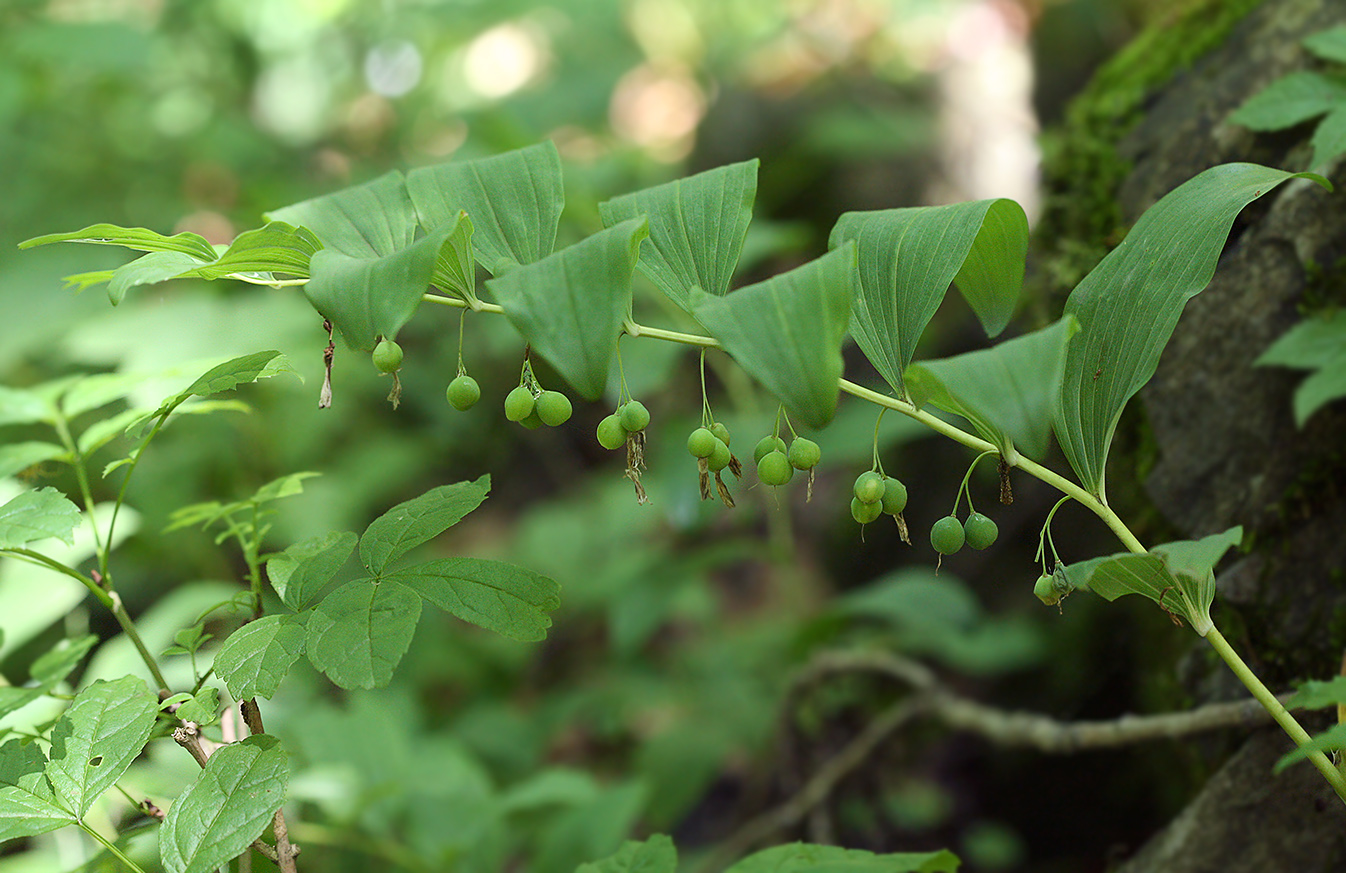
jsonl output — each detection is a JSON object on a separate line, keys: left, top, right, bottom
{"left": 241, "top": 699, "right": 300, "bottom": 872}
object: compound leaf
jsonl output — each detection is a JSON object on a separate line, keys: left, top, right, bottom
{"left": 0, "top": 740, "right": 74, "bottom": 842}
{"left": 389, "top": 556, "right": 561, "bottom": 642}
{"left": 0, "top": 488, "right": 82, "bottom": 549}
{"left": 265, "top": 170, "right": 417, "bottom": 259}
{"left": 45, "top": 676, "right": 157, "bottom": 818}
{"left": 359, "top": 476, "right": 491, "bottom": 576}
{"left": 267, "top": 530, "right": 357, "bottom": 611}
{"left": 305, "top": 579, "right": 421, "bottom": 689}
{"left": 213, "top": 613, "right": 309, "bottom": 701}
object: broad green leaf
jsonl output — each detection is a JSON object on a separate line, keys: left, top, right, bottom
{"left": 159, "top": 735, "right": 288, "bottom": 873}
{"left": 1286, "top": 676, "right": 1346, "bottom": 711}
{"left": 1305, "top": 26, "right": 1346, "bottom": 64}
{"left": 46, "top": 676, "right": 157, "bottom": 818}
{"left": 265, "top": 170, "right": 416, "bottom": 259}
{"left": 829, "top": 198, "right": 1027, "bottom": 396}
{"left": 213, "top": 613, "right": 309, "bottom": 701}
{"left": 0, "top": 740, "right": 74, "bottom": 842}
{"left": 248, "top": 471, "right": 321, "bottom": 505}
{"left": 905, "top": 316, "right": 1078, "bottom": 461}
{"left": 267, "top": 530, "right": 357, "bottom": 611}
{"left": 305, "top": 579, "right": 421, "bottom": 689}
{"left": 1229, "top": 71, "right": 1346, "bottom": 131}
{"left": 725, "top": 843, "right": 962, "bottom": 873}
{"left": 389, "top": 556, "right": 561, "bottom": 642}
{"left": 359, "top": 476, "right": 490, "bottom": 576}
{"left": 0, "top": 441, "right": 67, "bottom": 479}
{"left": 174, "top": 686, "right": 219, "bottom": 725}
{"left": 152, "top": 351, "right": 292, "bottom": 417}
{"left": 107, "top": 251, "right": 210, "bottom": 305}
{"left": 429, "top": 211, "right": 480, "bottom": 306}
{"left": 182, "top": 221, "right": 322, "bottom": 281}
{"left": 18, "top": 223, "right": 218, "bottom": 262}
{"left": 1060, "top": 527, "right": 1242, "bottom": 635}
{"left": 575, "top": 833, "right": 677, "bottom": 873}
{"left": 407, "top": 140, "right": 564, "bottom": 271}
{"left": 0, "top": 488, "right": 82, "bottom": 549}
{"left": 29, "top": 634, "right": 98, "bottom": 686}
{"left": 1053, "top": 164, "right": 1329, "bottom": 497}
{"left": 1309, "top": 104, "right": 1346, "bottom": 168}
{"left": 304, "top": 221, "right": 456, "bottom": 351}
{"left": 691, "top": 245, "right": 854, "bottom": 429}
{"left": 1274, "top": 723, "right": 1346, "bottom": 774}
{"left": 487, "top": 220, "right": 648, "bottom": 400}
{"left": 0, "top": 386, "right": 53, "bottom": 427}
{"left": 597, "top": 159, "right": 758, "bottom": 311}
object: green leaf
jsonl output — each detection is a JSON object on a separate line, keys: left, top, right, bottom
{"left": 725, "top": 843, "right": 962, "bottom": 873}
{"left": 213, "top": 613, "right": 309, "bottom": 701}
{"left": 152, "top": 351, "right": 293, "bottom": 418}
{"left": 45, "top": 676, "right": 157, "bottom": 818}
{"left": 1310, "top": 104, "right": 1346, "bottom": 169}
{"left": 0, "top": 441, "right": 67, "bottom": 479}
{"left": 1274, "top": 723, "right": 1346, "bottom": 774}
{"left": 267, "top": 530, "right": 357, "bottom": 611}
{"left": 691, "top": 245, "right": 854, "bottom": 429}
{"left": 305, "top": 579, "right": 422, "bottom": 689}
{"left": 0, "top": 488, "right": 82, "bottom": 549}
{"left": 1053, "top": 163, "right": 1329, "bottom": 497}
{"left": 905, "top": 316, "right": 1079, "bottom": 461}
{"left": 407, "top": 140, "right": 564, "bottom": 271}
{"left": 1286, "top": 676, "right": 1346, "bottom": 711}
{"left": 487, "top": 220, "right": 648, "bottom": 400}
{"left": 1060, "top": 527, "right": 1242, "bottom": 635}
{"left": 0, "top": 740, "right": 74, "bottom": 842}
{"left": 359, "top": 476, "right": 491, "bottom": 576}
{"left": 174, "top": 686, "right": 219, "bottom": 725}
{"left": 77, "top": 408, "right": 147, "bottom": 456}
{"left": 1229, "top": 71, "right": 1346, "bottom": 131}
{"left": 18, "top": 223, "right": 218, "bottom": 262}
{"left": 159, "top": 735, "right": 289, "bottom": 873}
{"left": 29, "top": 634, "right": 98, "bottom": 686}
{"left": 248, "top": 471, "right": 321, "bottom": 505}
{"left": 1305, "top": 26, "right": 1346, "bottom": 63}
{"left": 265, "top": 170, "right": 416, "bottom": 259}
{"left": 107, "top": 251, "right": 210, "bottom": 305}
{"left": 0, "top": 689, "right": 44, "bottom": 721}
{"left": 0, "top": 385, "right": 54, "bottom": 427}
{"left": 829, "top": 198, "right": 1027, "bottom": 396}
{"left": 181, "top": 221, "right": 322, "bottom": 281}
{"left": 1256, "top": 310, "right": 1346, "bottom": 426}
{"left": 388, "top": 557, "right": 561, "bottom": 642}
{"left": 429, "top": 211, "right": 480, "bottom": 306}
{"left": 597, "top": 159, "right": 758, "bottom": 311}
{"left": 575, "top": 833, "right": 677, "bottom": 873}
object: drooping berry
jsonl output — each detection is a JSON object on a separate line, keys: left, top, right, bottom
{"left": 709, "top": 422, "right": 731, "bottom": 447}
{"left": 707, "top": 438, "right": 732, "bottom": 472}
{"left": 757, "top": 451, "right": 793, "bottom": 486}
{"left": 853, "top": 471, "right": 886, "bottom": 504}
{"left": 880, "top": 477, "right": 908, "bottom": 515}
{"left": 372, "top": 339, "right": 403, "bottom": 373}
{"left": 596, "top": 413, "right": 626, "bottom": 450}
{"left": 787, "top": 438, "right": 821, "bottom": 470}
{"left": 504, "top": 385, "right": 535, "bottom": 422}
{"left": 963, "top": 512, "right": 999, "bottom": 550}
{"left": 930, "top": 515, "right": 965, "bottom": 555}
{"left": 519, "top": 409, "right": 544, "bottom": 430}
{"left": 620, "top": 400, "right": 650, "bottom": 433}
{"left": 687, "top": 427, "right": 717, "bottom": 459}
{"left": 851, "top": 497, "right": 883, "bottom": 525}
{"left": 753, "top": 435, "right": 788, "bottom": 465}
{"left": 536, "top": 390, "right": 573, "bottom": 427}
{"left": 1034, "top": 573, "right": 1060, "bottom": 606}
{"left": 446, "top": 375, "right": 481, "bottom": 411}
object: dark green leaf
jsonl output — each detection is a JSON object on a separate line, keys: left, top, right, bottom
{"left": 359, "top": 476, "right": 490, "bottom": 576}
{"left": 1286, "top": 676, "right": 1346, "bottom": 711}
{"left": 0, "top": 488, "right": 82, "bottom": 549}
{"left": 575, "top": 833, "right": 677, "bottom": 873}
{"left": 725, "top": 843, "right": 962, "bottom": 873}
{"left": 182, "top": 221, "right": 322, "bottom": 281}
{"left": 174, "top": 687, "right": 219, "bottom": 725}
{"left": 691, "top": 245, "right": 854, "bottom": 429}
{"left": 213, "top": 614, "right": 309, "bottom": 701}
{"left": 265, "top": 170, "right": 417, "bottom": 258}
{"left": 389, "top": 556, "right": 561, "bottom": 642}
{"left": 159, "top": 735, "right": 289, "bottom": 873}
{"left": 18, "top": 223, "right": 218, "bottom": 262}
{"left": 46, "top": 676, "right": 157, "bottom": 818}
{"left": 0, "top": 441, "right": 67, "bottom": 479}
{"left": 0, "top": 740, "right": 74, "bottom": 841}
{"left": 1229, "top": 71, "right": 1346, "bottom": 131}
{"left": 267, "top": 530, "right": 357, "bottom": 611}
{"left": 1274, "top": 723, "right": 1346, "bottom": 774}
{"left": 305, "top": 579, "right": 421, "bottom": 689}
{"left": 107, "top": 251, "right": 210, "bottom": 305}
{"left": 487, "top": 220, "right": 648, "bottom": 400}
{"left": 1256, "top": 310, "right": 1346, "bottom": 425}
{"left": 29, "top": 634, "right": 98, "bottom": 687}
{"left": 1305, "top": 26, "right": 1346, "bottom": 63}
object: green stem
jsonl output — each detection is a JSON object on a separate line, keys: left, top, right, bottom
{"left": 78, "top": 822, "right": 150, "bottom": 873}
{"left": 109, "top": 591, "right": 171, "bottom": 694}
{"left": 52, "top": 414, "right": 105, "bottom": 555}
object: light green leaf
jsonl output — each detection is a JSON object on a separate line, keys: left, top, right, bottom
{"left": 182, "top": 221, "right": 322, "bottom": 281}
{"left": 265, "top": 170, "right": 416, "bottom": 259}
{"left": 429, "top": 211, "right": 480, "bottom": 306}
{"left": 45, "top": 676, "right": 157, "bottom": 818}
{"left": 0, "top": 488, "right": 82, "bottom": 549}
{"left": 407, "top": 140, "right": 564, "bottom": 271}
{"left": 174, "top": 686, "right": 219, "bottom": 725}
{"left": 1274, "top": 723, "right": 1346, "bottom": 774}
{"left": 1286, "top": 676, "right": 1346, "bottom": 711}
{"left": 107, "top": 251, "right": 210, "bottom": 305}
{"left": 77, "top": 408, "right": 147, "bottom": 456}
{"left": 0, "top": 386, "right": 54, "bottom": 427}
{"left": 0, "top": 688, "right": 45, "bottom": 721}
{"left": 1229, "top": 71, "right": 1346, "bottom": 131}
{"left": 905, "top": 316, "right": 1078, "bottom": 461}
{"left": 359, "top": 476, "right": 490, "bottom": 576}
{"left": 1054, "top": 163, "right": 1329, "bottom": 497}
{"left": 18, "top": 223, "right": 218, "bottom": 262}
{"left": 305, "top": 579, "right": 421, "bottom": 689}
{"left": 159, "top": 735, "right": 288, "bottom": 873}
{"left": 725, "top": 843, "right": 962, "bottom": 873}
{"left": 1305, "top": 26, "right": 1346, "bottom": 63}
{"left": 59, "top": 371, "right": 151, "bottom": 419}
{"left": 1256, "top": 310, "right": 1346, "bottom": 425}
{"left": 691, "top": 245, "right": 854, "bottom": 429}
{"left": 575, "top": 833, "right": 677, "bottom": 873}
{"left": 152, "top": 351, "right": 292, "bottom": 418}
{"left": 248, "top": 471, "right": 321, "bottom": 505}
{"left": 1310, "top": 104, "right": 1346, "bottom": 169}
{"left": 267, "top": 530, "right": 357, "bottom": 611}
{"left": 829, "top": 198, "right": 1027, "bottom": 396}
{"left": 0, "top": 740, "right": 74, "bottom": 842}
{"left": 0, "top": 441, "right": 67, "bottom": 479}
{"left": 29, "top": 634, "right": 98, "bottom": 686}
{"left": 597, "top": 159, "right": 758, "bottom": 310}
{"left": 214, "top": 614, "right": 309, "bottom": 701}
{"left": 389, "top": 556, "right": 561, "bottom": 642}
{"left": 487, "top": 220, "right": 648, "bottom": 400}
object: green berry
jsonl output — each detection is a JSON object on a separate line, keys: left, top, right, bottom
{"left": 880, "top": 477, "right": 908, "bottom": 515}
{"left": 687, "top": 427, "right": 716, "bottom": 459}
{"left": 710, "top": 422, "right": 731, "bottom": 447}
{"left": 787, "top": 438, "right": 821, "bottom": 470}
{"left": 753, "top": 435, "right": 788, "bottom": 464}
{"left": 930, "top": 515, "right": 965, "bottom": 555}
{"left": 853, "top": 471, "right": 885, "bottom": 504}
{"left": 707, "top": 438, "right": 731, "bottom": 472}
{"left": 620, "top": 400, "right": 650, "bottom": 433}
{"left": 372, "top": 339, "right": 403, "bottom": 373}
{"left": 851, "top": 497, "right": 882, "bottom": 525}
{"left": 597, "top": 413, "right": 626, "bottom": 450}
{"left": 1033, "top": 573, "right": 1059, "bottom": 606}
{"left": 504, "top": 385, "right": 535, "bottom": 422}
{"left": 757, "top": 451, "right": 793, "bottom": 486}
{"left": 536, "top": 390, "right": 573, "bottom": 426}
{"left": 446, "top": 375, "right": 481, "bottom": 411}
{"left": 963, "top": 512, "right": 998, "bottom": 550}
{"left": 519, "top": 409, "right": 544, "bottom": 430}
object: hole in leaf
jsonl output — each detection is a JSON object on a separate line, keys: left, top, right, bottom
{"left": 88, "top": 756, "right": 103, "bottom": 767}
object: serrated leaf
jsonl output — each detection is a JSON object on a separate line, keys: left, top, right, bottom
{"left": 29, "top": 634, "right": 98, "bottom": 686}
{"left": 0, "top": 740, "right": 74, "bottom": 842}
{"left": 265, "top": 170, "right": 417, "bottom": 259}
{"left": 829, "top": 198, "right": 1027, "bottom": 396}
{"left": 359, "top": 476, "right": 490, "bottom": 576}
{"left": 0, "top": 488, "right": 82, "bottom": 549}
{"left": 181, "top": 221, "right": 322, "bottom": 281}
{"left": 214, "top": 613, "right": 309, "bottom": 701}
{"left": 1305, "top": 26, "right": 1346, "bottom": 64}
{"left": 18, "top": 223, "right": 218, "bottom": 262}
{"left": 575, "top": 833, "right": 677, "bottom": 873}
{"left": 691, "top": 245, "right": 854, "bottom": 429}
{"left": 267, "top": 530, "right": 357, "bottom": 611}
{"left": 597, "top": 159, "right": 758, "bottom": 311}
{"left": 1274, "top": 723, "right": 1346, "bottom": 774}
{"left": 0, "top": 441, "right": 67, "bottom": 479}
{"left": 0, "top": 385, "right": 54, "bottom": 427}
{"left": 107, "top": 251, "right": 210, "bottom": 305}
{"left": 1054, "top": 163, "right": 1329, "bottom": 497}
{"left": 904, "top": 316, "right": 1079, "bottom": 461}
{"left": 389, "top": 557, "right": 561, "bottom": 642}
{"left": 305, "top": 579, "right": 421, "bottom": 689}
{"left": 1229, "top": 71, "right": 1346, "bottom": 131}
{"left": 725, "top": 843, "right": 961, "bottom": 873}
{"left": 407, "top": 140, "right": 564, "bottom": 272}
{"left": 487, "top": 220, "right": 648, "bottom": 400}
{"left": 46, "top": 676, "right": 157, "bottom": 818}
{"left": 159, "top": 735, "right": 288, "bottom": 873}
{"left": 174, "top": 687, "right": 219, "bottom": 725}
{"left": 1286, "top": 676, "right": 1346, "bottom": 710}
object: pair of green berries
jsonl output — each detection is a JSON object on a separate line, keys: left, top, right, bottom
{"left": 685, "top": 422, "right": 736, "bottom": 472}
{"left": 751, "top": 435, "right": 821, "bottom": 486}
{"left": 849, "top": 471, "right": 907, "bottom": 524}
{"left": 504, "top": 385, "right": 573, "bottom": 429}
{"left": 596, "top": 400, "right": 650, "bottom": 449}
{"left": 929, "top": 511, "right": 999, "bottom": 555}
